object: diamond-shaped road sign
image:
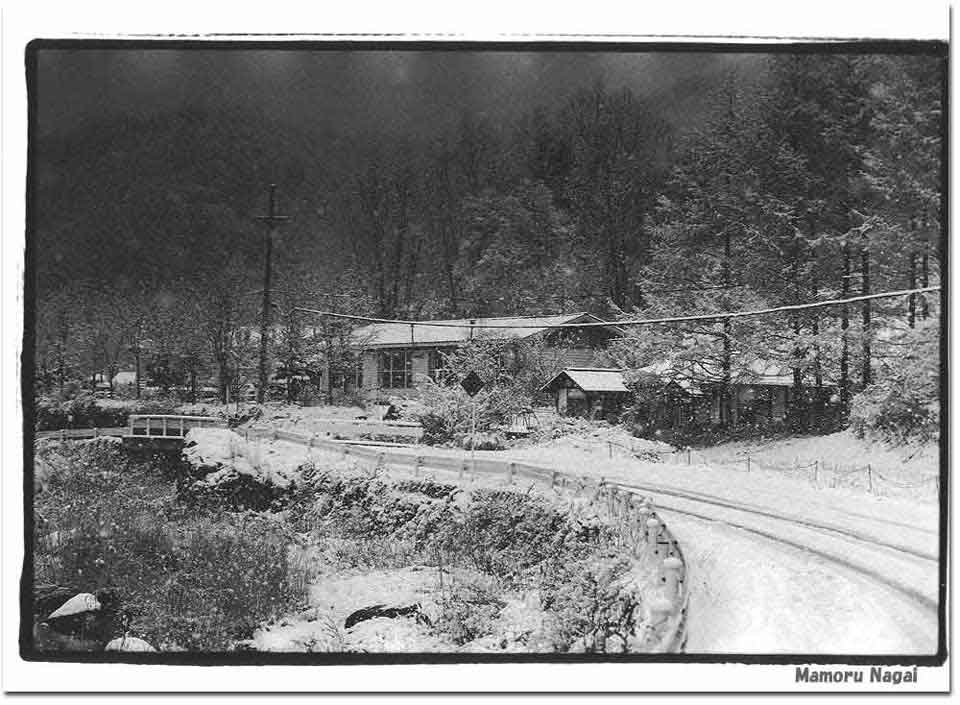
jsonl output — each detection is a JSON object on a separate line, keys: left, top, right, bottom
{"left": 460, "top": 371, "right": 485, "bottom": 397}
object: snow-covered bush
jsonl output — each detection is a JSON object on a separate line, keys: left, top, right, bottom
{"left": 433, "top": 580, "right": 506, "bottom": 646}
{"left": 417, "top": 379, "right": 527, "bottom": 447}
{"left": 415, "top": 337, "right": 553, "bottom": 446}
{"left": 537, "top": 553, "right": 642, "bottom": 653}
{"left": 33, "top": 393, "right": 180, "bottom": 431}
{"left": 181, "top": 428, "right": 301, "bottom": 511}
{"left": 850, "top": 321, "right": 940, "bottom": 445}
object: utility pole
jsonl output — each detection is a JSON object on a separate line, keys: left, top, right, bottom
{"left": 255, "top": 184, "right": 290, "bottom": 404}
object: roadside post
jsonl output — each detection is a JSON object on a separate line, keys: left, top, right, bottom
{"left": 663, "top": 556, "right": 684, "bottom": 599}
{"left": 646, "top": 517, "right": 661, "bottom": 548}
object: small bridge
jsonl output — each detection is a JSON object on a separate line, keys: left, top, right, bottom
{"left": 122, "top": 414, "right": 226, "bottom": 451}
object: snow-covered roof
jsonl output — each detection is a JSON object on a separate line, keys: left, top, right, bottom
{"left": 353, "top": 313, "right": 616, "bottom": 349}
{"left": 640, "top": 358, "right": 812, "bottom": 388}
{"left": 113, "top": 371, "right": 137, "bottom": 386}
{"left": 542, "top": 368, "right": 630, "bottom": 394}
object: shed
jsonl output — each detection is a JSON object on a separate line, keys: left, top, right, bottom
{"left": 541, "top": 368, "right": 631, "bottom": 419}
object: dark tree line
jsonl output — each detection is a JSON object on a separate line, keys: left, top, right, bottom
{"left": 33, "top": 54, "right": 943, "bottom": 425}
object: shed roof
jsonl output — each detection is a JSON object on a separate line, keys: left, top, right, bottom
{"left": 352, "top": 313, "right": 617, "bottom": 349}
{"left": 541, "top": 368, "right": 630, "bottom": 394}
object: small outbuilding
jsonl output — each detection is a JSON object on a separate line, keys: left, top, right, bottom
{"left": 541, "top": 368, "right": 631, "bottom": 420}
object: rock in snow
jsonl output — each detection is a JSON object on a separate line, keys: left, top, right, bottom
{"left": 47, "top": 592, "right": 101, "bottom": 620}
{"left": 105, "top": 635, "right": 157, "bottom": 652}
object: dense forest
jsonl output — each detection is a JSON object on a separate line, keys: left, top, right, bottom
{"left": 32, "top": 52, "right": 944, "bottom": 435}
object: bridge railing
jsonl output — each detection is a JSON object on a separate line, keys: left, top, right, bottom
{"left": 128, "top": 414, "right": 226, "bottom": 438}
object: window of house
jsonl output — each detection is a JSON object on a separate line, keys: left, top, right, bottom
{"left": 428, "top": 349, "right": 452, "bottom": 383}
{"left": 379, "top": 349, "right": 412, "bottom": 388}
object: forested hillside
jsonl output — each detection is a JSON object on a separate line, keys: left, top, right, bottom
{"left": 32, "top": 52, "right": 944, "bottom": 437}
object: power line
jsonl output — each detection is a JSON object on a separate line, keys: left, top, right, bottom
{"left": 293, "top": 285, "right": 941, "bottom": 330}
{"left": 241, "top": 288, "right": 355, "bottom": 298}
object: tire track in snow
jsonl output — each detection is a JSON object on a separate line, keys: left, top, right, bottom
{"left": 615, "top": 480, "right": 938, "bottom": 564}
{"left": 649, "top": 499, "right": 938, "bottom": 614}
{"left": 612, "top": 480, "right": 939, "bottom": 641}
{"left": 664, "top": 515, "right": 937, "bottom": 654}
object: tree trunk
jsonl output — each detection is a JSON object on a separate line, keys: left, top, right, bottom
{"left": 719, "top": 227, "right": 733, "bottom": 427}
{"left": 791, "top": 313, "right": 805, "bottom": 428}
{"left": 721, "top": 320, "right": 732, "bottom": 427}
{"left": 790, "top": 235, "right": 805, "bottom": 428}
{"left": 839, "top": 242, "right": 851, "bottom": 414}
{"left": 811, "top": 271, "right": 824, "bottom": 425}
{"left": 908, "top": 248, "right": 917, "bottom": 328}
{"left": 920, "top": 236, "right": 930, "bottom": 319}
{"left": 861, "top": 236, "right": 872, "bottom": 387}
{"left": 257, "top": 229, "right": 273, "bottom": 405}
{"left": 811, "top": 274, "right": 823, "bottom": 389}
{"left": 216, "top": 349, "right": 230, "bottom": 405}
{"left": 134, "top": 343, "right": 141, "bottom": 400}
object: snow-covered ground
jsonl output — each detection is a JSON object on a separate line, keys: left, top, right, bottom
{"left": 672, "top": 516, "right": 936, "bottom": 654}
{"left": 253, "top": 421, "right": 940, "bottom": 655}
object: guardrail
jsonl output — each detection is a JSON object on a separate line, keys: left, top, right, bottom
{"left": 309, "top": 417, "right": 423, "bottom": 428}
{"left": 240, "top": 425, "right": 689, "bottom": 653}
{"left": 35, "top": 427, "right": 127, "bottom": 441}
{"left": 290, "top": 417, "right": 424, "bottom": 441}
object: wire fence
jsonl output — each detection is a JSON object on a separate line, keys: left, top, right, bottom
{"left": 604, "top": 439, "right": 939, "bottom": 502}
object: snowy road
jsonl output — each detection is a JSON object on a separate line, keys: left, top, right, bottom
{"left": 622, "top": 483, "right": 939, "bottom": 654}
{"left": 482, "top": 436, "right": 941, "bottom": 654}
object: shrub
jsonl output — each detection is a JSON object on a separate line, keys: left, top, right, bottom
{"left": 445, "top": 490, "right": 577, "bottom": 585}
{"left": 34, "top": 446, "right": 308, "bottom": 652}
{"left": 414, "top": 342, "right": 534, "bottom": 446}
{"left": 394, "top": 478, "right": 460, "bottom": 499}
{"left": 433, "top": 580, "right": 506, "bottom": 646}
{"left": 221, "top": 404, "right": 264, "bottom": 428}
{"left": 33, "top": 394, "right": 180, "bottom": 431}
{"left": 537, "top": 553, "right": 641, "bottom": 653}
{"left": 458, "top": 431, "right": 508, "bottom": 451}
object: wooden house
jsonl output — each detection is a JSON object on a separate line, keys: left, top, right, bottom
{"left": 637, "top": 359, "right": 834, "bottom": 429}
{"left": 347, "top": 313, "right": 624, "bottom": 401}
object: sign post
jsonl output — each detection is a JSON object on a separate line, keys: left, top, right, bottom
{"left": 460, "top": 371, "right": 485, "bottom": 475}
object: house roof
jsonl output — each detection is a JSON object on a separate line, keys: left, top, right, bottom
{"left": 352, "top": 313, "right": 617, "bottom": 349}
{"left": 640, "top": 358, "right": 817, "bottom": 388}
{"left": 541, "top": 368, "right": 631, "bottom": 394}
